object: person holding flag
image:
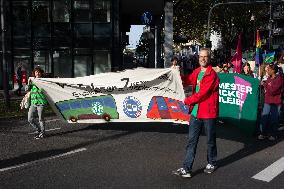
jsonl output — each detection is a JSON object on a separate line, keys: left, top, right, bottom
{"left": 231, "top": 33, "right": 242, "bottom": 73}
{"left": 255, "top": 30, "right": 263, "bottom": 66}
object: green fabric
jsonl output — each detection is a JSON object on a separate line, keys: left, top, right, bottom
{"left": 30, "top": 84, "right": 48, "bottom": 105}
{"left": 191, "top": 70, "right": 205, "bottom": 117}
{"left": 218, "top": 73, "right": 260, "bottom": 135}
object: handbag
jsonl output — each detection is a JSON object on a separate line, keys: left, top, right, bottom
{"left": 20, "top": 92, "right": 31, "bottom": 109}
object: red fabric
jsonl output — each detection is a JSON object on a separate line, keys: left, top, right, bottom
{"left": 231, "top": 33, "right": 242, "bottom": 73}
{"left": 182, "top": 65, "right": 219, "bottom": 119}
{"left": 263, "top": 75, "right": 283, "bottom": 105}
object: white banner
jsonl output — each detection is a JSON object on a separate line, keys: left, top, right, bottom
{"left": 32, "top": 68, "right": 189, "bottom": 124}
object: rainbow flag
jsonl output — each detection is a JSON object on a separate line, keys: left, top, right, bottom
{"left": 255, "top": 30, "right": 262, "bottom": 65}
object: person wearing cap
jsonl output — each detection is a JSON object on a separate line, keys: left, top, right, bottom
{"left": 27, "top": 67, "right": 48, "bottom": 139}
{"left": 258, "top": 63, "right": 283, "bottom": 141}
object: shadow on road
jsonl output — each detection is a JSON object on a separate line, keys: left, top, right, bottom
{"left": 0, "top": 118, "right": 283, "bottom": 175}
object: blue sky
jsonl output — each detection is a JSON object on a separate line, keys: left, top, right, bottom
{"left": 127, "top": 25, "right": 144, "bottom": 49}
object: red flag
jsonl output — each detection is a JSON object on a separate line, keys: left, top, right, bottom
{"left": 231, "top": 33, "right": 242, "bottom": 73}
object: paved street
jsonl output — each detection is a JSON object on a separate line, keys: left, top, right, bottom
{"left": 0, "top": 116, "right": 283, "bottom": 189}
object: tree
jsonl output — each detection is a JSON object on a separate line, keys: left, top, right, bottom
{"left": 173, "top": 0, "right": 271, "bottom": 51}
{"left": 135, "top": 33, "right": 151, "bottom": 67}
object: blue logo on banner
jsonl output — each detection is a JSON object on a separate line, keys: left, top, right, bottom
{"left": 123, "top": 96, "right": 142, "bottom": 118}
{"left": 141, "top": 12, "right": 152, "bottom": 25}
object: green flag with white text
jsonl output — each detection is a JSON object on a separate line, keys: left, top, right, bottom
{"left": 218, "top": 73, "right": 260, "bottom": 135}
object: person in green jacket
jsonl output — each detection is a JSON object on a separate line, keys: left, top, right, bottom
{"left": 27, "top": 67, "right": 48, "bottom": 139}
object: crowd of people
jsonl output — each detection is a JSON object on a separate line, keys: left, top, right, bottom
{"left": 171, "top": 49, "right": 284, "bottom": 178}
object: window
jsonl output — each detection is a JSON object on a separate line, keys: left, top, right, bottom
{"left": 32, "top": 1, "right": 50, "bottom": 23}
{"left": 53, "top": 23, "right": 71, "bottom": 47}
{"left": 74, "top": 0, "right": 91, "bottom": 22}
{"left": 74, "top": 56, "right": 92, "bottom": 77}
{"left": 53, "top": 50, "right": 72, "bottom": 77}
{"left": 12, "top": 1, "right": 31, "bottom": 48}
{"left": 93, "top": 0, "right": 111, "bottom": 23}
{"left": 53, "top": 0, "right": 70, "bottom": 22}
{"left": 93, "top": 51, "right": 111, "bottom": 74}
{"left": 33, "top": 50, "right": 52, "bottom": 73}
{"left": 32, "top": 1, "right": 50, "bottom": 49}
{"left": 74, "top": 23, "right": 92, "bottom": 47}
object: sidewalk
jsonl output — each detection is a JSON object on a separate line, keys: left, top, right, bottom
{"left": 0, "top": 89, "right": 27, "bottom": 101}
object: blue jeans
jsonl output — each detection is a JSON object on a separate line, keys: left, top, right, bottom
{"left": 259, "top": 103, "right": 280, "bottom": 137}
{"left": 183, "top": 116, "right": 217, "bottom": 172}
{"left": 28, "top": 104, "right": 45, "bottom": 134}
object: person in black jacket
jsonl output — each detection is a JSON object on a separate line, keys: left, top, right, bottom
{"left": 15, "top": 62, "right": 23, "bottom": 96}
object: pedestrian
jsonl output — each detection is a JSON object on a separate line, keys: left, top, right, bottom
{"left": 27, "top": 67, "right": 48, "bottom": 139}
{"left": 215, "top": 63, "right": 223, "bottom": 73}
{"left": 222, "top": 63, "right": 229, "bottom": 73}
{"left": 171, "top": 56, "right": 180, "bottom": 70}
{"left": 241, "top": 62, "right": 254, "bottom": 77}
{"left": 15, "top": 62, "right": 23, "bottom": 96}
{"left": 258, "top": 63, "right": 283, "bottom": 141}
{"left": 173, "top": 48, "right": 220, "bottom": 178}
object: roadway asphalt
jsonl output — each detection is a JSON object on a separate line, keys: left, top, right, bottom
{"left": 0, "top": 116, "right": 283, "bottom": 189}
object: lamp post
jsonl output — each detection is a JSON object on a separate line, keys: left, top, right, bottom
{"left": 250, "top": 13, "right": 256, "bottom": 47}
{"left": 1, "top": 0, "right": 10, "bottom": 107}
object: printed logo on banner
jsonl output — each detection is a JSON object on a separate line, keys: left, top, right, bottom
{"left": 55, "top": 95, "right": 119, "bottom": 122}
{"left": 147, "top": 96, "right": 190, "bottom": 121}
{"left": 123, "top": 96, "right": 142, "bottom": 118}
{"left": 91, "top": 101, "right": 104, "bottom": 115}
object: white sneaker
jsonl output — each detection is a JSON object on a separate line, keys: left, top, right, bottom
{"left": 204, "top": 164, "right": 217, "bottom": 174}
{"left": 172, "top": 168, "right": 192, "bottom": 178}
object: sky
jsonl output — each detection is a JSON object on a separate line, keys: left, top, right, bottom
{"left": 127, "top": 25, "right": 145, "bottom": 49}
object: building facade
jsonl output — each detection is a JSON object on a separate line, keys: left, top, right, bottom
{"left": 0, "top": 0, "right": 173, "bottom": 89}
{"left": 8, "top": 0, "right": 115, "bottom": 78}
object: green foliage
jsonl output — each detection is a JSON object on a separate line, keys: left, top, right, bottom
{"left": 135, "top": 33, "right": 151, "bottom": 57}
{"left": 173, "top": 0, "right": 271, "bottom": 50}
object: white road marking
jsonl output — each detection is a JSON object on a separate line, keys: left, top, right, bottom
{"left": 28, "top": 127, "right": 61, "bottom": 135}
{"left": 0, "top": 148, "right": 87, "bottom": 172}
{"left": 252, "top": 157, "right": 284, "bottom": 182}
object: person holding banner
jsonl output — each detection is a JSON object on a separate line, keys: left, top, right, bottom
{"left": 173, "top": 48, "right": 219, "bottom": 178}
{"left": 27, "top": 67, "right": 48, "bottom": 139}
{"left": 258, "top": 63, "right": 283, "bottom": 141}
{"left": 171, "top": 56, "right": 180, "bottom": 70}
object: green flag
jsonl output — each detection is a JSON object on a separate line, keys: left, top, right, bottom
{"left": 218, "top": 73, "right": 260, "bottom": 135}
{"left": 263, "top": 52, "right": 275, "bottom": 64}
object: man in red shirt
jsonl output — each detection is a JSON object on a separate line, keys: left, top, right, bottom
{"left": 258, "top": 63, "right": 283, "bottom": 141}
{"left": 173, "top": 48, "right": 219, "bottom": 178}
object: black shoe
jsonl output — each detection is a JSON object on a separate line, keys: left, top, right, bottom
{"left": 204, "top": 164, "right": 217, "bottom": 174}
{"left": 172, "top": 168, "right": 192, "bottom": 178}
